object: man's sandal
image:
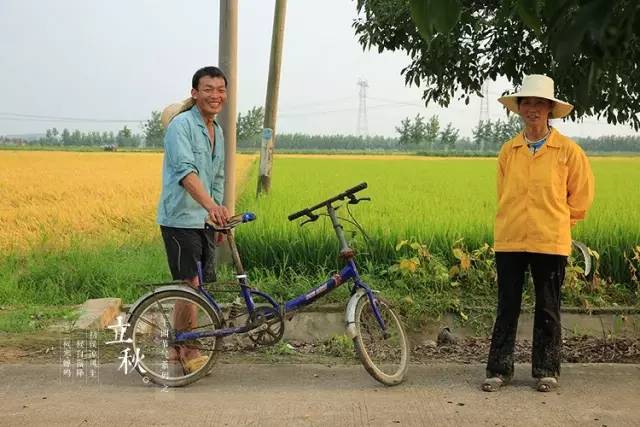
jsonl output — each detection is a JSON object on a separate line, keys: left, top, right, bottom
{"left": 482, "top": 376, "right": 508, "bottom": 392}
{"left": 183, "top": 355, "right": 209, "bottom": 374}
{"left": 536, "top": 377, "right": 558, "bottom": 392}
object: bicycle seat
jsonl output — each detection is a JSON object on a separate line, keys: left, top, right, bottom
{"left": 206, "top": 212, "right": 256, "bottom": 231}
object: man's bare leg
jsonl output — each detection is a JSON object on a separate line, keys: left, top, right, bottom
{"left": 172, "top": 277, "right": 201, "bottom": 360}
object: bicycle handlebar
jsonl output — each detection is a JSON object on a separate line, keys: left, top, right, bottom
{"left": 288, "top": 182, "right": 368, "bottom": 221}
{"left": 206, "top": 212, "right": 256, "bottom": 231}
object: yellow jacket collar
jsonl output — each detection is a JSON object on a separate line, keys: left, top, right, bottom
{"left": 511, "top": 128, "right": 560, "bottom": 148}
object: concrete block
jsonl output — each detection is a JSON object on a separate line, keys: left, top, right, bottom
{"left": 283, "top": 311, "right": 345, "bottom": 341}
{"left": 75, "top": 298, "right": 122, "bottom": 330}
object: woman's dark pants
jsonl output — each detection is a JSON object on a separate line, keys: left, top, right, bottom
{"left": 486, "top": 252, "right": 567, "bottom": 379}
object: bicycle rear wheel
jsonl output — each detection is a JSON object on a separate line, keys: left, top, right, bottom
{"left": 353, "top": 295, "right": 409, "bottom": 386}
{"left": 125, "top": 290, "right": 222, "bottom": 387}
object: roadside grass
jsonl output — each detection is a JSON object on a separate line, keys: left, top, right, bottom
{"left": 0, "top": 237, "right": 169, "bottom": 306}
{"left": 1, "top": 232, "right": 635, "bottom": 333}
{"left": 0, "top": 305, "right": 79, "bottom": 333}
{"left": 322, "top": 334, "right": 356, "bottom": 359}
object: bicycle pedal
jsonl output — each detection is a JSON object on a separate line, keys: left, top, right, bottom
{"left": 247, "top": 323, "right": 269, "bottom": 337}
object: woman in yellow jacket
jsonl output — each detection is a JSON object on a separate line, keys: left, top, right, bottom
{"left": 482, "top": 75, "right": 595, "bottom": 393}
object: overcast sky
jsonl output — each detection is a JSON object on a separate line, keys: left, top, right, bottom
{"left": 1, "top": 0, "right": 638, "bottom": 139}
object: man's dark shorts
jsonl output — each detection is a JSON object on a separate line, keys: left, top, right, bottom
{"left": 160, "top": 225, "right": 217, "bottom": 282}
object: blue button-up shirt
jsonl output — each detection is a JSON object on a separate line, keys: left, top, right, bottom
{"left": 157, "top": 105, "right": 225, "bottom": 229}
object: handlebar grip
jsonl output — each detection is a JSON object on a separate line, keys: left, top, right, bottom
{"left": 344, "top": 182, "right": 367, "bottom": 195}
{"left": 288, "top": 208, "right": 309, "bottom": 221}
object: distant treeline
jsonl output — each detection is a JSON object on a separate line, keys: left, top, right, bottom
{"left": 238, "top": 133, "right": 640, "bottom": 154}
{"left": 574, "top": 135, "right": 640, "bottom": 152}
{"left": 3, "top": 129, "right": 640, "bottom": 154}
{"left": 238, "top": 133, "right": 400, "bottom": 151}
{"left": 0, "top": 127, "right": 142, "bottom": 148}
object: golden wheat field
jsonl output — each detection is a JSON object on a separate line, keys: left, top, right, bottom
{"left": 0, "top": 151, "right": 256, "bottom": 252}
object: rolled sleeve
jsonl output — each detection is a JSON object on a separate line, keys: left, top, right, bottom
{"left": 165, "top": 120, "right": 198, "bottom": 183}
{"left": 567, "top": 146, "right": 595, "bottom": 225}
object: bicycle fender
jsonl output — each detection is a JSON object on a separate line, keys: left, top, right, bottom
{"left": 345, "top": 289, "right": 367, "bottom": 339}
{"left": 126, "top": 285, "right": 209, "bottom": 321}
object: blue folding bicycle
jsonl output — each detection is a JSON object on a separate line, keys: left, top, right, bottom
{"left": 125, "top": 183, "right": 409, "bottom": 387}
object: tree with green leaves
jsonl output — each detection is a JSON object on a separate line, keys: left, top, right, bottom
{"left": 119, "top": 126, "right": 132, "bottom": 138}
{"left": 472, "top": 120, "right": 493, "bottom": 151}
{"left": 472, "top": 116, "right": 522, "bottom": 151}
{"left": 439, "top": 122, "right": 459, "bottom": 149}
{"left": 61, "top": 128, "right": 70, "bottom": 145}
{"left": 395, "top": 117, "right": 413, "bottom": 145}
{"left": 237, "top": 106, "right": 265, "bottom": 144}
{"left": 395, "top": 113, "right": 440, "bottom": 146}
{"left": 425, "top": 114, "right": 440, "bottom": 148}
{"left": 115, "top": 125, "right": 140, "bottom": 147}
{"left": 410, "top": 114, "right": 428, "bottom": 145}
{"left": 143, "top": 111, "right": 165, "bottom": 148}
{"left": 493, "top": 115, "right": 523, "bottom": 145}
{"left": 70, "top": 129, "right": 82, "bottom": 146}
{"left": 354, "top": 0, "right": 640, "bottom": 129}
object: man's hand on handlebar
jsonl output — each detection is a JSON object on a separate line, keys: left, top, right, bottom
{"left": 208, "top": 204, "right": 229, "bottom": 226}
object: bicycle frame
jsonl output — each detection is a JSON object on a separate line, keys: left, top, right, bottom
{"left": 176, "top": 190, "right": 387, "bottom": 342}
{"left": 282, "top": 204, "right": 380, "bottom": 320}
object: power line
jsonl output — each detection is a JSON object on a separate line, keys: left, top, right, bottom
{"left": 278, "top": 96, "right": 353, "bottom": 110}
{"left": 368, "top": 96, "right": 473, "bottom": 114}
{"left": 0, "top": 117, "right": 145, "bottom": 125}
{"left": 278, "top": 101, "right": 417, "bottom": 117}
{"left": 0, "top": 112, "right": 144, "bottom": 123}
{"left": 368, "top": 96, "right": 418, "bottom": 106}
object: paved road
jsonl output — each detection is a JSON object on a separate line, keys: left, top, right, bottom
{"left": 1, "top": 362, "right": 638, "bottom": 426}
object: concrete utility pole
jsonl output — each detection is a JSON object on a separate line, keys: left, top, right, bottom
{"left": 257, "top": 0, "right": 287, "bottom": 195}
{"left": 218, "top": 0, "right": 238, "bottom": 213}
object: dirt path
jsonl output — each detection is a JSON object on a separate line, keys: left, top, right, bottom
{"left": 3, "top": 330, "right": 638, "bottom": 365}
{"left": 1, "top": 362, "right": 639, "bottom": 426}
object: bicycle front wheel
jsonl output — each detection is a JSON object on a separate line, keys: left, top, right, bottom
{"left": 353, "top": 295, "right": 409, "bottom": 386}
{"left": 126, "top": 290, "right": 222, "bottom": 387}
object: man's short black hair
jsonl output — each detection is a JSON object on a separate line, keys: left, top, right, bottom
{"left": 192, "top": 66, "right": 228, "bottom": 89}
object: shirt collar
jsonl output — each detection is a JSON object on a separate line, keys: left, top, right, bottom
{"left": 512, "top": 128, "right": 559, "bottom": 148}
{"left": 546, "top": 128, "right": 560, "bottom": 147}
{"left": 190, "top": 104, "right": 219, "bottom": 129}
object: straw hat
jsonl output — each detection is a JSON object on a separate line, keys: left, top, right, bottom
{"left": 160, "top": 97, "right": 195, "bottom": 128}
{"left": 498, "top": 74, "right": 573, "bottom": 119}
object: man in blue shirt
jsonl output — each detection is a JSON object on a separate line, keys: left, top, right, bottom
{"left": 157, "top": 66, "right": 229, "bottom": 373}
